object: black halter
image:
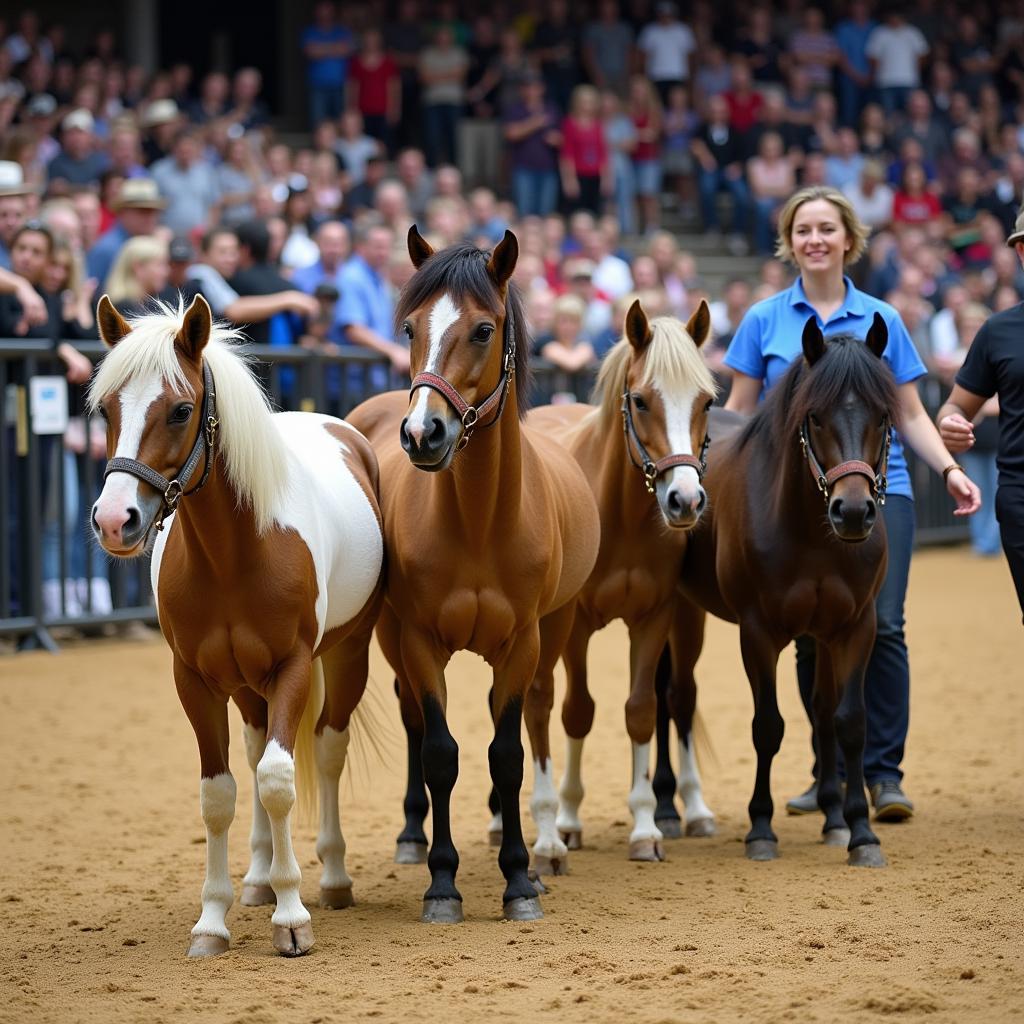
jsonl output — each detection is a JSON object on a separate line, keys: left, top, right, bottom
{"left": 103, "top": 362, "right": 220, "bottom": 531}
{"left": 621, "top": 388, "right": 710, "bottom": 494}
{"left": 408, "top": 302, "right": 516, "bottom": 451}
{"left": 798, "top": 415, "right": 892, "bottom": 506}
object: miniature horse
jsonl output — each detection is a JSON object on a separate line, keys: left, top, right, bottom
{"left": 347, "top": 228, "right": 599, "bottom": 922}
{"left": 668, "top": 316, "right": 895, "bottom": 866}
{"left": 521, "top": 300, "right": 718, "bottom": 869}
{"left": 90, "top": 295, "right": 384, "bottom": 956}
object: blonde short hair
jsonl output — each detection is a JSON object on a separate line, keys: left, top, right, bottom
{"left": 553, "top": 293, "right": 586, "bottom": 321}
{"left": 775, "top": 186, "right": 870, "bottom": 267}
{"left": 103, "top": 235, "right": 168, "bottom": 306}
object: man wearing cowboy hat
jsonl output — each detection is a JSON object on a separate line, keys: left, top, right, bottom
{"left": 939, "top": 201, "right": 1024, "bottom": 622}
{"left": 85, "top": 177, "right": 166, "bottom": 287}
{"left": 46, "top": 109, "right": 109, "bottom": 191}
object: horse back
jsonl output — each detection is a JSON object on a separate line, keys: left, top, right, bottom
{"left": 346, "top": 390, "right": 408, "bottom": 451}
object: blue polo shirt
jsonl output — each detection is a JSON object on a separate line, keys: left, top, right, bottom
{"left": 724, "top": 277, "right": 926, "bottom": 499}
{"left": 336, "top": 254, "right": 396, "bottom": 396}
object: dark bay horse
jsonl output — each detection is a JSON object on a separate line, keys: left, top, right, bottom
{"left": 522, "top": 300, "right": 718, "bottom": 867}
{"left": 347, "top": 229, "right": 600, "bottom": 921}
{"left": 667, "top": 315, "right": 896, "bottom": 867}
{"left": 90, "top": 296, "right": 385, "bottom": 956}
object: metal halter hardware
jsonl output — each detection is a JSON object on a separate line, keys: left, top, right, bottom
{"left": 408, "top": 302, "right": 516, "bottom": 452}
{"left": 798, "top": 415, "right": 891, "bottom": 507}
{"left": 621, "top": 388, "right": 710, "bottom": 494}
{"left": 103, "top": 362, "right": 220, "bottom": 532}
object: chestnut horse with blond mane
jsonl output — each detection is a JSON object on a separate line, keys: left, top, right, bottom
{"left": 519, "top": 300, "right": 719, "bottom": 870}
{"left": 90, "top": 295, "right": 384, "bottom": 957}
{"left": 347, "top": 228, "right": 599, "bottom": 922}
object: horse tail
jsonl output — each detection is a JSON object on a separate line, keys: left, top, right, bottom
{"left": 691, "top": 706, "right": 719, "bottom": 776}
{"left": 294, "top": 658, "right": 325, "bottom": 825}
{"left": 342, "top": 672, "right": 396, "bottom": 793}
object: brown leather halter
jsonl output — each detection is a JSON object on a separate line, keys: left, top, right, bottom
{"left": 103, "top": 361, "right": 220, "bottom": 531}
{"left": 408, "top": 302, "right": 516, "bottom": 452}
{"left": 798, "top": 415, "right": 891, "bottom": 506}
{"left": 621, "top": 389, "right": 710, "bottom": 494}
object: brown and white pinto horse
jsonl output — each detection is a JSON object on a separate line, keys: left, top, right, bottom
{"left": 347, "top": 228, "right": 599, "bottom": 922}
{"left": 668, "top": 317, "right": 896, "bottom": 867}
{"left": 90, "top": 296, "right": 384, "bottom": 956}
{"left": 521, "top": 301, "right": 718, "bottom": 868}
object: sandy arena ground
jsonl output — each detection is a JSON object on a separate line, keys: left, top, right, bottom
{"left": 1, "top": 547, "right": 1021, "bottom": 1024}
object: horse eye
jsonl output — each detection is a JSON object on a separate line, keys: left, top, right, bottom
{"left": 809, "top": 412, "right": 822, "bottom": 427}
{"left": 169, "top": 403, "right": 194, "bottom": 424}
{"left": 704, "top": 399, "right": 713, "bottom": 413}
{"left": 632, "top": 394, "right": 648, "bottom": 412}
{"left": 402, "top": 322, "right": 413, "bottom": 340}
{"left": 473, "top": 325, "right": 494, "bottom": 344}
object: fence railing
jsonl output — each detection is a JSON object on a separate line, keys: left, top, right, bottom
{"left": 1, "top": 339, "right": 968, "bottom": 649}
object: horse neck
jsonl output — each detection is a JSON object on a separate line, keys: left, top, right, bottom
{"left": 594, "top": 410, "right": 653, "bottom": 525}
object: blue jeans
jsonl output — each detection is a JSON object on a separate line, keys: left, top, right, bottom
{"left": 878, "top": 86, "right": 913, "bottom": 117}
{"left": 309, "top": 85, "right": 344, "bottom": 129}
{"left": 752, "top": 196, "right": 781, "bottom": 254}
{"left": 423, "top": 104, "right": 459, "bottom": 168}
{"left": 836, "top": 76, "right": 873, "bottom": 127}
{"left": 962, "top": 450, "right": 1001, "bottom": 555}
{"left": 796, "top": 494, "right": 915, "bottom": 786}
{"left": 698, "top": 167, "right": 750, "bottom": 234}
{"left": 511, "top": 168, "right": 559, "bottom": 218}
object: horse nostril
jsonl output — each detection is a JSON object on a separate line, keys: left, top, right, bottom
{"left": 428, "top": 416, "right": 446, "bottom": 445}
{"left": 667, "top": 489, "right": 684, "bottom": 515}
{"left": 91, "top": 505, "right": 100, "bottom": 531}
{"left": 864, "top": 499, "right": 877, "bottom": 526}
{"left": 694, "top": 490, "right": 707, "bottom": 515}
{"left": 829, "top": 497, "right": 844, "bottom": 522}
{"left": 124, "top": 507, "right": 141, "bottom": 535}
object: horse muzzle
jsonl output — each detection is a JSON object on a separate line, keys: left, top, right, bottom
{"left": 400, "top": 411, "right": 461, "bottom": 471}
{"left": 828, "top": 493, "right": 878, "bottom": 543}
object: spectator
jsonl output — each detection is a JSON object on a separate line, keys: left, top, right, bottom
{"left": 531, "top": 0, "right": 580, "bottom": 115}
{"left": 533, "top": 293, "right": 596, "bottom": 372}
{"left": 709, "top": 276, "right": 754, "bottom": 347}
{"left": 292, "top": 220, "right": 350, "bottom": 305}
{"left": 942, "top": 167, "right": 999, "bottom": 267}
{"left": 217, "top": 134, "right": 262, "bottom": 226}
{"left": 602, "top": 91, "right": 637, "bottom": 237}
{"left": 104, "top": 235, "right": 171, "bottom": 316}
{"left": 866, "top": 3, "right": 929, "bottom": 115}
{"left": 749, "top": 131, "right": 797, "bottom": 254}
{"left": 139, "top": 99, "right": 183, "bottom": 164}
{"left": 418, "top": 26, "right": 468, "bottom": 169}
{"left": 735, "top": 7, "right": 784, "bottom": 87}
{"left": 47, "top": 109, "right": 108, "bottom": 190}
{"left": 229, "top": 68, "right": 270, "bottom": 132}
{"left": 385, "top": 0, "right": 425, "bottom": 151}
{"left": 628, "top": 76, "right": 663, "bottom": 235}
{"left": 106, "top": 125, "right": 146, "bottom": 180}
{"left": 891, "top": 90, "right": 948, "bottom": 164}
{"left": 844, "top": 158, "right": 895, "bottom": 232}
{"left": 723, "top": 60, "right": 763, "bottom": 141}
{"left": 892, "top": 161, "right": 942, "bottom": 229}
{"left": 835, "top": 0, "right": 877, "bottom": 127}
{"left": 637, "top": 2, "right": 697, "bottom": 106}
{"left": 562, "top": 255, "right": 611, "bottom": 339}
{"left": 586, "top": 221, "right": 634, "bottom": 300}
{"left": 661, "top": 85, "right": 699, "bottom": 222}
{"left": 691, "top": 94, "right": 750, "bottom": 254}
{"left": 188, "top": 72, "right": 230, "bottom": 125}
{"left": 0, "top": 161, "right": 33, "bottom": 270}
{"left": 825, "top": 127, "right": 866, "bottom": 191}
{"left": 335, "top": 110, "right": 382, "bottom": 188}
{"left": 467, "top": 188, "right": 508, "bottom": 246}
{"left": 951, "top": 13, "right": 996, "bottom": 103}
{"left": 560, "top": 85, "right": 610, "bottom": 216}
{"left": 348, "top": 28, "right": 399, "bottom": 151}
{"left": 279, "top": 183, "right": 322, "bottom": 271}
{"left": 150, "top": 128, "right": 220, "bottom": 234}
{"left": 395, "top": 148, "right": 434, "bottom": 220}
{"left": 788, "top": 6, "right": 839, "bottom": 92}
{"left": 504, "top": 74, "right": 561, "bottom": 220}
{"left": 581, "top": 0, "right": 635, "bottom": 97}
{"left": 694, "top": 45, "right": 732, "bottom": 106}
{"left": 302, "top": 1, "right": 353, "bottom": 128}
{"left": 70, "top": 190, "right": 102, "bottom": 252}
{"left": 85, "top": 177, "right": 164, "bottom": 285}
{"left": 308, "top": 151, "right": 343, "bottom": 219}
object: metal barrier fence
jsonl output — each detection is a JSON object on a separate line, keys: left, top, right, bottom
{"left": 1, "top": 339, "right": 968, "bottom": 650}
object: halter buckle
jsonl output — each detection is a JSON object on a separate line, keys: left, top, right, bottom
{"left": 164, "top": 479, "right": 183, "bottom": 511}
{"left": 462, "top": 406, "right": 479, "bottom": 429}
{"left": 643, "top": 461, "right": 658, "bottom": 494}
{"left": 205, "top": 415, "right": 220, "bottom": 448}
{"left": 455, "top": 434, "right": 470, "bottom": 452}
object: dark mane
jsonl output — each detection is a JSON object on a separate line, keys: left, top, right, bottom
{"left": 395, "top": 241, "right": 533, "bottom": 417}
{"left": 736, "top": 333, "right": 899, "bottom": 456}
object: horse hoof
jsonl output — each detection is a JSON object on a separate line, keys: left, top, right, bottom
{"left": 656, "top": 817, "right": 684, "bottom": 839}
{"left": 422, "top": 898, "right": 464, "bottom": 924}
{"left": 560, "top": 830, "right": 582, "bottom": 850}
{"left": 320, "top": 886, "right": 354, "bottom": 909}
{"left": 395, "top": 841, "right": 428, "bottom": 865}
{"left": 745, "top": 839, "right": 779, "bottom": 861}
{"left": 272, "top": 922, "right": 315, "bottom": 957}
{"left": 187, "top": 934, "right": 229, "bottom": 958}
{"left": 823, "top": 828, "right": 852, "bottom": 848}
{"left": 532, "top": 853, "right": 569, "bottom": 876}
{"left": 685, "top": 817, "right": 717, "bottom": 838}
{"left": 504, "top": 896, "right": 544, "bottom": 922}
{"left": 848, "top": 844, "right": 887, "bottom": 868}
{"left": 240, "top": 884, "right": 275, "bottom": 906}
{"left": 488, "top": 830, "right": 503, "bottom": 848}
{"left": 629, "top": 838, "right": 665, "bottom": 862}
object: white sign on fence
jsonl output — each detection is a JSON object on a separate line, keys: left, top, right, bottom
{"left": 29, "top": 376, "right": 69, "bottom": 435}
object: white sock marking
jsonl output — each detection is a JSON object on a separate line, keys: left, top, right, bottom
{"left": 556, "top": 737, "right": 585, "bottom": 835}
{"left": 531, "top": 757, "right": 567, "bottom": 860}
{"left": 241, "top": 724, "right": 272, "bottom": 890}
{"left": 628, "top": 741, "right": 662, "bottom": 843}
{"left": 677, "top": 734, "right": 714, "bottom": 825}
{"left": 315, "top": 726, "right": 352, "bottom": 892}
{"left": 191, "top": 773, "right": 236, "bottom": 942}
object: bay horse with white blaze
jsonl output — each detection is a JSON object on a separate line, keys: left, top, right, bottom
{"left": 90, "top": 295, "right": 384, "bottom": 956}
{"left": 347, "top": 228, "right": 599, "bottom": 922}
{"left": 521, "top": 300, "right": 718, "bottom": 869}
{"left": 667, "top": 316, "right": 896, "bottom": 866}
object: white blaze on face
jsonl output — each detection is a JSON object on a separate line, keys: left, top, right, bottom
{"left": 93, "top": 370, "right": 164, "bottom": 528}
{"left": 407, "top": 292, "right": 461, "bottom": 434}
{"left": 656, "top": 384, "right": 705, "bottom": 511}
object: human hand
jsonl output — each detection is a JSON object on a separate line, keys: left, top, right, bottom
{"left": 938, "top": 413, "right": 975, "bottom": 453}
{"left": 288, "top": 291, "right": 320, "bottom": 317}
{"left": 563, "top": 177, "right": 580, "bottom": 199}
{"left": 389, "top": 345, "right": 411, "bottom": 374}
{"left": 15, "top": 281, "right": 47, "bottom": 326}
{"left": 946, "top": 468, "right": 981, "bottom": 517}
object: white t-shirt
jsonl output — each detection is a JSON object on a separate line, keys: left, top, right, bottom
{"left": 843, "top": 181, "right": 894, "bottom": 230}
{"left": 637, "top": 22, "right": 697, "bottom": 82}
{"left": 866, "top": 24, "right": 928, "bottom": 88}
{"left": 593, "top": 254, "right": 634, "bottom": 301}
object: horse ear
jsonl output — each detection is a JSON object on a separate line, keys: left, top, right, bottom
{"left": 801, "top": 316, "right": 826, "bottom": 366}
{"left": 176, "top": 293, "right": 212, "bottom": 362}
{"left": 685, "top": 299, "right": 711, "bottom": 349}
{"left": 96, "top": 294, "right": 131, "bottom": 348}
{"left": 625, "top": 299, "right": 652, "bottom": 352}
{"left": 865, "top": 311, "right": 888, "bottom": 359}
{"left": 486, "top": 229, "right": 518, "bottom": 288}
{"left": 408, "top": 224, "right": 434, "bottom": 268}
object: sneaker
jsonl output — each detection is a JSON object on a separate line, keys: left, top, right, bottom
{"left": 870, "top": 781, "right": 914, "bottom": 821}
{"left": 786, "top": 782, "right": 819, "bottom": 815}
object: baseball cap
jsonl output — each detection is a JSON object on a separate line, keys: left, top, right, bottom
{"left": 26, "top": 93, "right": 57, "bottom": 118}
{"left": 169, "top": 235, "right": 195, "bottom": 262}
{"left": 1006, "top": 200, "right": 1024, "bottom": 247}
{"left": 62, "top": 108, "right": 95, "bottom": 133}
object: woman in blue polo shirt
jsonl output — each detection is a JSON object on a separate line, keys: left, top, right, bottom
{"left": 723, "top": 185, "right": 980, "bottom": 821}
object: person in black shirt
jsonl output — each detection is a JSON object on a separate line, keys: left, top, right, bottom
{"left": 939, "top": 203, "right": 1024, "bottom": 622}
{"left": 230, "top": 219, "right": 304, "bottom": 347}
{"left": 691, "top": 94, "right": 751, "bottom": 253}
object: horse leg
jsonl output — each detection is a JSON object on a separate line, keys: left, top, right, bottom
{"left": 524, "top": 600, "right": 576, "bottom": 876}
{"left": 231, "top": 687, "right": 274, "bottom": 906}
{"left": 315, "top": 636, "right": 371, "bottom": 908}
{"left": 667, "top": 599, "right": 716, "bottom": 837}
{"left": 652, "top": 646, "right": 682, "bottom": 838}
{"left": 556, "top": 612, "right": 595, "bottom": 850}
{"left": 175, "top": 657, "right": 234, "bottom": 958}
{"left": 491, "top": 626, "right": 544, "bottom": 920}
{"left": 739, "top": 620, "right": 785, "bottom": 861}
{"left": 259, "top": 650, "right": 315, "bottom": 956}
{"left": 624, "top": 609, "right": 674, "bottom": 862}
{"left": 811, "top": 646, "right": 849, "bottom": 845}
{"left": 829, "top": 615, "right": 885, "bottom": 868}
{"left": 486, "top": 686, "right": 502, "bottom": 847}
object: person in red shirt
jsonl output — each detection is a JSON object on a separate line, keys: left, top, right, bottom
{"left": 723, "top": 60, "right": 763, "bottom": 138}
{"left": 348, "top": 28, "right": 400, "bottom": 154}
{"left": 629, "top": 75, "right": 663, "bottom": 234}
{"left": 892, "top": 161, "right": 942, "bottom": 229}
{"left": 560, "top": 85, "right": 611, "bottom": 215}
